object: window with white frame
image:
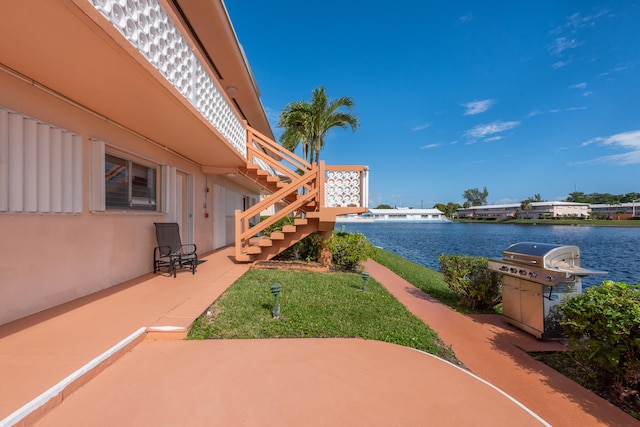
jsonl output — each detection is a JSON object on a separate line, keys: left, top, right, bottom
{"left": 105, "top": 153, "right": 157, "bottom": 210}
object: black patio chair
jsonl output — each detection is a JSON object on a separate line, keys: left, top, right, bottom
{"left": 153, "top": 222, "right": 198, "bottom": 278}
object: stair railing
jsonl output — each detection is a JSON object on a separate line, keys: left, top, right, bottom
{"left": 235, "top": 165, "right": 320, "bottom": 260}
{"left": 246, "top": 126, "right": 311, "bottom": 180}
{"left": 236, "top": 126, "right": 369, "bottom": 260}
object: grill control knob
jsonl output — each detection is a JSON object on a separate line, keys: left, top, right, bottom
{"left": 519, "top": 269, "right": 527, "bottom": 275}
{"left": 528, "top": 271, "right": 537, "bottom": 278}
{"left": 510, "top": 268, "right": 517, "bottom": 274}
{"left": 500, "top": 266, "right": 509, "bottom": 271}
{"left": 546, "top": 275, "right": 556, "bottom": 282}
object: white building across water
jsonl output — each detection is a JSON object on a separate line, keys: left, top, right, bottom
{"left": 337, "top": 208, "right": 450, "bottom": 223}
{"left": 456, "top": 201, "right": 590, "bottom": 220}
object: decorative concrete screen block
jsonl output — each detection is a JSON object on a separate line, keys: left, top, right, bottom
{"left": 324, "top": 170, "right": 362, "bottom": 208}
{"left": 90, "top": 0, "right": 247, "bottom": 157}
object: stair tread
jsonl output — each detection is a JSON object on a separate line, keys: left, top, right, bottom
{"left": 258, "top": 238, "right": 273, "bottom": 247}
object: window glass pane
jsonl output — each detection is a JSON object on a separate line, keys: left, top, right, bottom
{"left": 105, "top": 154, "right": 128, "bottom": 209}
{"left": 105, "top": 153, "right": 157, "bottom": 211}
{"left": 131, "top": 161, "right": 156, "bottom": 210}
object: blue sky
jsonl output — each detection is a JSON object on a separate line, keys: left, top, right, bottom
{"left": 225, "top": 1, "right": 640, "bottom": 208}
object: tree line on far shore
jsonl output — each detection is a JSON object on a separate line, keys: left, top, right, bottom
{"left": 374, "top": 188, "right": 640, "bottom": 218}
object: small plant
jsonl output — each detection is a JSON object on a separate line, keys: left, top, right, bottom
{"left": 437, "top": 254, "right": 502, "bottom": 311}
{"left": 559, "top": 280, "right": 640, "bottom": 404}
{"left": 325, "top": 231, "right": 374, "bottom": 272}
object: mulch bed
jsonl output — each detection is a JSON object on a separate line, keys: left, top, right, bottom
{"left": 251, "top": 260, "right": 330, "bottom": 273}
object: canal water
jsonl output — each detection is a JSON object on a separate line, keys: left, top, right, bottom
{"left": 337, "top": 222, "right": 640, "bottom": 287}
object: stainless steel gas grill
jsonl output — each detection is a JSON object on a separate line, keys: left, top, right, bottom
{"left": 488, "top": 242, "right": 606, "bottom": 339}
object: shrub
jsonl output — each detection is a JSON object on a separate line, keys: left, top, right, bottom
{"left": 437, "top": 254, "right": 502, "bottom": 311}
{"left": 325, "top": 231, "right": 374, "bottom": 272}
{"left": 273, "top": 232, "right": 322, "bottom": 262}
{"left": 559, "top": 281, "right": 640, "bottom": 398}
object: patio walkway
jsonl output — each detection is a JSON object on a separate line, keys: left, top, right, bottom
{"left": 0, "top": 249, "right": 635, "bottom": 426}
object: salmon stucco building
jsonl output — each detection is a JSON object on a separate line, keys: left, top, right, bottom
{"left": 0, "top": 0, "right": 368, "bottom": 325}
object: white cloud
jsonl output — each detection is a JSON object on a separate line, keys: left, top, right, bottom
{"left": 569, "top": 82, "right": 587, "bottom": 89}
{"left": 421, "top": 143, "right": 441, "bottom": 149}
{"left": 528, "top": 107, "right": 586, "bottom": 118}
{"left": 550, "top": 106, "right": 587, "bottom": 114}
{"left": 463, "top": 99, "right": 495, "bottom": 116}
{"left": 578, "top": 130, "right": 640, "bottom": 165}
{"left": 565, "top": 12, "right": 602, "bottom": 30}
{"left": 549, "top": 37, "right": 582, "bottom": 55}
{"left": 459, "top": 12, "right": 473, "bottom": 23}
{"left": 466, "top": 159, "right": 486, "bottom": 165}
{"left": 465, "top": 120, "right": 521, "bottom": 140}
{"left": 568, "top": 83, "right": 591, "bottom": 97}
{"left": 264, "top": 105, "right": 280, "bottom": 125}
{"left": 598, "top": 63, "right": 635, "bottom": 77}
{"left": 552, "top": 60, "right": 571, "bottom": 69}
{"left": 412, "top": 123, "right": 431, "bottom": 131}
{"left": 551, "top": 11, "right": 608, "bottom": 36}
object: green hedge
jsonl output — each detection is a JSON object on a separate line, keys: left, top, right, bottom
{"left": 437, "top": 254, "right": 502, "bottom": 311}
{"left": 325, "top": 231, "right": 374, "bottom": 272}
{"left": 559, "top": 281, "right": 640, "bottom": 395}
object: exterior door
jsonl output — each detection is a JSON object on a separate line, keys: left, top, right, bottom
{"left": 213, "top": 183, "right": 226, "bottom": 249}
{"left": 168, "top": 169, "right": 193, "bottom": 245}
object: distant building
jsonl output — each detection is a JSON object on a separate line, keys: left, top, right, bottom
{"left": 337, "top": 208, "right": 450, "bottom": 223}
{"left": 456, "top": 202, "right": 590, "bottom": 219}
{"left": 590, "top": 203, "right": 639, "bottom": 219}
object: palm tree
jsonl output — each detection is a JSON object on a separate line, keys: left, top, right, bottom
{"left": 278, "top": 87, "right": 359, "bottom": 163}
{"left": 520, "top": 200, "right": 533, "bottom": 219}
{"left": 278, "top": 100, "right": 311, "bottom": 162}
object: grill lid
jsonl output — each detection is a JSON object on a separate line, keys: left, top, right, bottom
{"left": 489, "top": 241, "right": 607, "bottom": 286}
{"left": 503, "top": 242, "right": 565, "bottom": 258}
{"left": 502, "top": 242, "right": 580, "bottom": 267}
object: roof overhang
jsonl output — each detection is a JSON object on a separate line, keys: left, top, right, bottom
{"left": 0, "top": 0, "right": 272, "bottom": 169}
{"left": 169, "top": 0, "right": 273, "bottom": 139}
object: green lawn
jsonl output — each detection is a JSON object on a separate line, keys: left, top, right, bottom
{"left": 370, "top": 248, "right": 470, "bottom": 311}
{"left": 188, "top": 268, "right": 458, "bottom": 364}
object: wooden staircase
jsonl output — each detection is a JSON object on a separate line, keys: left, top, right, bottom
{"left": 234, "top": 127, "right": 368, "bottom": 262}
